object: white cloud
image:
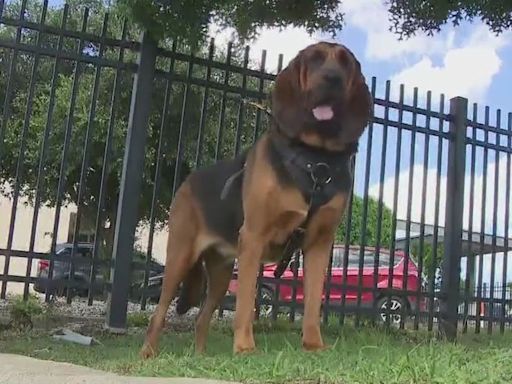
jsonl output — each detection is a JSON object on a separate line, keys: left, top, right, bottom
{"left": 367, "top": 154, "right": 512, "bottom": 283}
{"left": 208, "top": 24, "right": 317, "bottom": 72}
{"left": 368, "top": 154, "right": 511, "bottom": 237}
{"left": 341, "top": 0, "right": 455, "bottom": 61}
{"left": 368, "top": 164, "right": 447, "bottom": 229}
{"left": 390, "top": 26, "right": 509, "bottom": 101}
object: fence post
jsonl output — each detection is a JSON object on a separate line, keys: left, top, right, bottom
{"left": 440, "top": 96, "right": 467, "bottom": 340}
{"left": 106, "top": 32, "right": 157, "bottom": 331}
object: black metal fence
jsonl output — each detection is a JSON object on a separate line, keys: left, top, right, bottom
{"left": 1, "top": 2, "right": 511, "bottom": 338}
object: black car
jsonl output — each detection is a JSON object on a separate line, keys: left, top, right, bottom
{"left": 33, "top": 242, "right": 164, "bottom": 301}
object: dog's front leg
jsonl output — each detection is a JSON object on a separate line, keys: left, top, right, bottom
{"left": 301, "top": 197, "right": 346, "bottom": 351}
{"left": 302, "top": 230, "right": 334, "bottom": 351}
{"left": 233, "top": 226, "right": 264, "bottom": 354}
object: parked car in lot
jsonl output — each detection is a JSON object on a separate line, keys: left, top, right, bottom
{"left": 227, "top": 245, "right": 426, "bottom": 324}
{"left": 34, "top": 242, "right": 164, "bottom": 301}
{"left": 138, "top": 245, "right": 426, "bottom": 323}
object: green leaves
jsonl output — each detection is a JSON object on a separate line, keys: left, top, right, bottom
{"left": 388, "top": 0, "right": 512, "bottom": 39}
{"left": 336, "top": 195, "right": 394, "bottom": 248}
{"left": 116, "top": 0, "right": 344, "bottom": 43}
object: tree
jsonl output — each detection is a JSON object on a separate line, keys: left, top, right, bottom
{"left": 0, "top": 0, "right": 271, "bottom": 256}
{"left": 336, "top": 195, "right": 393, "bottom": 248}
{"left": 387, "top": 0, "right": 512, "bottom": 39}
{"left": 117, "top": 0, "right": 512, "bottom": 43}
{"left": 117, "top": 0, "right": 344, "bottom": 43}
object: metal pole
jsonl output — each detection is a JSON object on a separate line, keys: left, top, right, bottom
{"left": 106, "top": 31, "right": 157, "bottom": 331}
{"left": 440, "top": 96, "right": 468, "bottom": 340}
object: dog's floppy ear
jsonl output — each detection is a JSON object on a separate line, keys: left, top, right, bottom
{"left": 272, "top": 56, "right": 302, "bottom": 106}
{"left": 339, "top": 53, "right": 373, "bottom": 143}
{"left": 271, "top": 55, "right": 308, "bottom": 137}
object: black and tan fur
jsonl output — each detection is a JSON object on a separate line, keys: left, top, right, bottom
{"left": 140, "top": 42, "right": 372, "bottom": 357}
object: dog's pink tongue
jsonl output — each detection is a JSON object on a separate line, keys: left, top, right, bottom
{"left": 312, "top": 105, "right": 334, "bottom": 121}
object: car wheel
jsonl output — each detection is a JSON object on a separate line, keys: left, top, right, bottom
{"left": 376, "top": 296, "right": 407, "bottom": 326}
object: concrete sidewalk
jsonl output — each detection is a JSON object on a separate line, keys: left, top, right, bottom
{"left": 0, "top": 353, "right": 238, "bottom": 384}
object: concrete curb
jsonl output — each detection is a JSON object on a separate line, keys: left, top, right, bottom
{"left": 0, "top": 354, "right": 238, "bottom": 384}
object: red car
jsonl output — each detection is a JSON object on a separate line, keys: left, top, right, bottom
{"left": 227, "top": 245, "right": 425, "bottom": 324}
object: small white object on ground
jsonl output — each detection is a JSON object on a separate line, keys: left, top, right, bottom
{"left": 52, "top": 328, "right": 94, "bottom": 346}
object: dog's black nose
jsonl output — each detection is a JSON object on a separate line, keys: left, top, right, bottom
{"left": 323, "top": 71, "right": 343, "bottom": 87}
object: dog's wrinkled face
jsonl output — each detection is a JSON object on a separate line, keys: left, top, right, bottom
{"left": 301, "top": 43, "right": 356, "bottom": 120}
{"left": 272, "top": 42, "right": 372, "bottom": 148}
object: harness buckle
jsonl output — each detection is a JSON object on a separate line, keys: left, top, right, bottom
{"left": 308, "top": 162, "right": 332, "bottom": 185}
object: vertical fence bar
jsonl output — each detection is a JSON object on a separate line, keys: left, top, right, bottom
{"left": 234, "top": 46, "right": 250, "bottom": 156}
{"left": 0, "top": 0, "right": 27, "bottom": 170}
{"left": 0, "top": 0, "right": 33, "bottom": 298}
{"left": 67, "top": 13, "right": 109, "bottom": 304}
{"left": 385, "top": 84, "right": 404, "bottom": 328}
{"left": 440, "top": 96, "right": 467, "bottom": 340}
{"left": 106, "top": 31, "right": 157, "bottom": 331}
{"left": 339, "top": 156, "right": 357, "bottom": 326}
{"left": 141, "top": 41, "right": 177, "bottom": 309}
{"left": 476, "top": 106, "right": 489, "bottom": 334}
{"left": 254, "top": 50, "right": 272, "bottom": 320}
{"left": 428, "top": 94, "right": 445, "bottom": 332}
{"left": 501, "top": 113, "right": 512, "bottom": 333}
{"left": 44, "top": 8, "right": 90, "bottom": 302}
{"left": 488, "top": 109, "right": 501, "bottom": 333}
{"left": 252, "top": 50, "right": 269, "bottom": 143}
{"left": 214, "top": 42, "right": 232, "bottom": 161}
{"left": 88, "top": 20, "right": 128, "bottom": 306}
{"left": 194, "top": 39, "right": 214, "bottom": 168}
{"left": 463, "top": 103, "right": 478, "bottom": 333}
{"left": 172, "top": 50, "right": 194, "bottom": 198}
{"left": 354, "top": 76, "right": 376, "bottom": 327}
{"left": 22, "top": 0, "right": 51, "bottom": 298}
{"left": 401, "top": 87, "right": 418, "bottom": 329}
{"left": 414, "top": 90, "right": 431, "bottom": 330}
{"left": 371, "top": 80, "right": 391, "bottom": 326}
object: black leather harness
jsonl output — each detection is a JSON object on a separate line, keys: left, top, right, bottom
{"left": 267, "top": 133, "right": 357, "bottom": 278}
{"left": 220, "top": 104, "right": 358, "bottom": 278}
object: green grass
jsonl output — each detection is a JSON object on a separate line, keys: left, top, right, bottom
{"left": 1, "top": 319, "right": 512, "bottom": 383}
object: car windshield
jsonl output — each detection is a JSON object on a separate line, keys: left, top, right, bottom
{"left": 331, "top": 248, "right": 403, "bottom": 269}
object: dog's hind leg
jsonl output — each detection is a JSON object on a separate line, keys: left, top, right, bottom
{"left": 176, "top": 260, "right": 206, "bottom": 315}
{"left": 140, "top": 184, "right": 201, "bottom": 359}
{"left": 194, "top": 251, "right": 234, "bottom": 354}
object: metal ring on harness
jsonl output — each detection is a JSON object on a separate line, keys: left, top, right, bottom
{"left": 307, "top": 162, "right": 332, "bottom": 185}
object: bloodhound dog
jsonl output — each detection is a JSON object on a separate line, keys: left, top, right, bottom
{"left": 140, "top": 41, "right": 372, "bottom": 358}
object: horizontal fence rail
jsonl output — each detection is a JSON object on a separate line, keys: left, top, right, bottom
{"left": 0, "top": 2, "right": 511, "bottom": 336}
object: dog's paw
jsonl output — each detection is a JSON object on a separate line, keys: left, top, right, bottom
{"left": 233, "top": 345, "right": 257, "bottom": 355}
{"left": 302, "top": 341, "right": 329, "bottom": 352}
{"left": 233, "top": 340, "right": 257, "bottom": 355}
{"left": 140, "top": 343, "right": 158, "bottom": 359}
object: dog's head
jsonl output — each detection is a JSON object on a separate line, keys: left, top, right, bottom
{"left": 271, "top": 42, "right": 372, "bottom": 148}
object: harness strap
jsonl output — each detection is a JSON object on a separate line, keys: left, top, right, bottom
{"left": 220, "top": 167, "right": 245, "bottom": 200}
{"left": 273, "top": 176, "right": 325, "bottom": 278}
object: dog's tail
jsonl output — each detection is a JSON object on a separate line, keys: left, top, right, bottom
{"left": 175, "top": 258, "right": 206, "bottom": 315}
